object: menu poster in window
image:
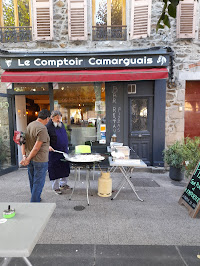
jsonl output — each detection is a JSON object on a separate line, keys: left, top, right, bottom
{"left": 95, "top": 101, "right": 105, "bottom": 112}
{"left": 179, "top": 161, "right": 200, "bottom": 218}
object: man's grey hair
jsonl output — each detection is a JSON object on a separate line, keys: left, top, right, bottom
{"left": 51, "top": 110, "right": 62, "bottom": 118}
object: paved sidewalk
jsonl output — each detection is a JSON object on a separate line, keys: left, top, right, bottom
{"left": 0, "top": 168, "right": 200, "bottom": 265}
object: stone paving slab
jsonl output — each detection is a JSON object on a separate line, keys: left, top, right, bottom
{"left": 0, "top": 169, "right": 199, "bottom": 247}
{"left": 0, "top": 244, "right": 200, "bottom": 266}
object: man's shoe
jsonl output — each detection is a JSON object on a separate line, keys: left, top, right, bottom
{"left": 60, "top": 185, "right": 71, "bottom": 190}
{"left": 54, "top": 189, "right": 62, "bottom": 195}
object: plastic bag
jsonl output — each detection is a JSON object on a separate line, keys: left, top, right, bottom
{"left": 13, "top": 131, "right": 26, "bottom": 145}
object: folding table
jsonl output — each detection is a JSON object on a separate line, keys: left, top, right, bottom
{"left": 108, "top": 157, "right": 147, "bottom": 201}
{"left": 67, "top": 154, "right": 105, "bottom": 205}
{"left": 0, "top": 203, "right": 56, "bottom": 266}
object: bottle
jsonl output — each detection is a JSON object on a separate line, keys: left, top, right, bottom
{"left": 111, "top": 134, "right": 117, "bottom": 142}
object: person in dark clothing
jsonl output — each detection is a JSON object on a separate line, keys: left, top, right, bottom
{"left": 46, "top": 110, "right": 70, "bottom": 195}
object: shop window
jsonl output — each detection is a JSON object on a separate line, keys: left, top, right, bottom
{"left": 0, "top": 0, "right": 32, "bottom": 42}
{"left": 92, "top": 0, "right": 126, "bottom": 41}
{"left": 53, "top": 83, "right": 106, "bottom": 147}
{"left": 185, "top": 81, "right": 200, "bottom": 138}
{"left": 14, "top": 83, "right": 49, "bottom": 92}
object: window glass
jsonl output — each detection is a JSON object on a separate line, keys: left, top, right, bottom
{"left": 18, "top": 0, "right": 30, "bottom": 26}
{"left": 96, "top": 0, "right": 107, "bottom": 25}
{"left": 14, "top": 84, "right": 49, "bottom": 92}
{"left": 131, "top": 99, "right": 148, "bottom": 131}
{"left": 53, "top": 83, "right": 106, "bottom": 147}
{"left": 95, "top": 0, "right": 124, "bottom": 26}
{"left": 111, "top": 0, "right": 122, "bottom": 25}
{"left": 93, "top": 0, "right": 126, "bottom": 40}
{"left": 3, "top": 0, "right": 14, "bottom": 26}
{"left": 2, "top": 0, "right": 30, "bottom": 26}
{"left": 185, "top": 81, "right": 200, "bottom": 138}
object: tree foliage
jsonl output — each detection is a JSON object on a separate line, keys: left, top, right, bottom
{"left": 157, "top": 0, "right": 181, "bottom": 31}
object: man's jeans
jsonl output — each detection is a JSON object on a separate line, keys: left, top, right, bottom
{"left": 27, "top": 161, "right": 48, "bottom": 202}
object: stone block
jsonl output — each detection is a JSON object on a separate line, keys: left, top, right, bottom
{"left": 169, "top": 107, "right": 183, "bottom": 119}
{"left": 165, "top": 133, "right": 184, "bottom": 146}
{"left": 166, "top": 93, "right": 175, "bottom": 101}
{"left": 56, "top": 0, "right": 65, "bottom": 7}
{"left": 177, "top": 90, "right": 185, "bottom": 101}
{"left": 60, "top": 43, "right": 66, "bottom": 48}
{"left": 174, "top": 119, "right": 184, "bottom": 132}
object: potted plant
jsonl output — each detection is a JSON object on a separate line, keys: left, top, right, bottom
{"left": 182, "top": 136, "right": 200, "bottom": 178}
{"left": 163, "top": 140, "right": 185, "bottom": 181}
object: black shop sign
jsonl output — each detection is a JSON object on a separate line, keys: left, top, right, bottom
{"left": 0, "top": 54, "right": 169, "bottom": 70}
{"left": 179, "top": 162, "right": 200, "bottom": 218}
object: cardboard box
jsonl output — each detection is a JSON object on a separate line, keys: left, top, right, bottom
{"left": 115, "top": 146, "right": 130, "bottom": 158}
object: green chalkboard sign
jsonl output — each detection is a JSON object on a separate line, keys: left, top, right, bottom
{"left": 179, "top": 162, "right": 200, "bottom": 218}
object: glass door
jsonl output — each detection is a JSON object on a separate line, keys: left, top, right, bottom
{"left": 0, "top": 93, "right": 17, "bottom": 174}
{"left": 128, "top": 96, "right": 153, "bottom": 165}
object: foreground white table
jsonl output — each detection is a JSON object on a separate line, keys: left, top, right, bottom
{"left": 0, "top": 203, "right": 56, "bottom": 266}
{"left": 108, "top": 157, "right": 147, "bottom": 201}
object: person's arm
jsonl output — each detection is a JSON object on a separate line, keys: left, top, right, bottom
{"left": 20, "top": 141, "right": 43, "bottom": 166}
{"left": 21, "top": 144, "right": 26, "bottom": 157}
{"left": 49, "top": 146, "right": 54, "bottom": 152}
{"left": 20, "top": 144, "right": 27, "bottom": 165}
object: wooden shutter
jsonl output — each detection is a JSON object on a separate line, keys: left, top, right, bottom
{"left": 177, "top": 0, "right": 197, "bottom": 38}
{"left": 68, "top": 0, "right": 87, "bottom": 41}
{"left": 130, "top": 0, "right": 151, "bottom": 39}
{"left": 32, "top": 0, "right": 53, "bottom": 40}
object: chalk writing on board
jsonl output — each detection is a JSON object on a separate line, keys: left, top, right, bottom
{"left": 112, "top": 86, "right": 121, "bottom": 134}
{"left": 117, "top": 107, "right": 121, "bottom": 133}
{"left": 112, "top": 87, "right": 117, "bottom": 134}
{"left": 181, "top": 162, "right": 200, "bottom": 209}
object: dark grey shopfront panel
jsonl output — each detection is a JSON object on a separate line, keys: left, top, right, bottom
{"left": 106, "top": 83, "right": 124, "bottom": 144}
{"left": 128, "top": 81, "right": 154, "bottom": 165}
{"left": 153, "top": 79, "right": 166, "bottom": 167}
{"left": 106, "top": 79, "right": 166, "bottom": 166}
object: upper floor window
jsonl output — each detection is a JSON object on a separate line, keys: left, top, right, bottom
{"left": 68, "top": 0, "right": 152, "bottom": 41}
{"left": 92, "top": 0, "right": 127, "bottom": 41}
{"left": 2, "top": 0, "right": 30, "bottom": 26}
{"left": 0, "top": 0, "right": 53, "bottom": 42}
{"left": 0, "top": 0, "right": 32, "bottom": 42}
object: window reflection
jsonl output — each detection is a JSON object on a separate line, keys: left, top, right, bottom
{"left": 54, "top": 83, "right": 106, "bottom": 146}
{"left": 2, "top": 0, "right": 30, "bottom": 26}
{"left": 131, "top": 99, "right": 147, "bottom": 131}
{"left": 14, "top": 84, "right": 48, "bottom": 92}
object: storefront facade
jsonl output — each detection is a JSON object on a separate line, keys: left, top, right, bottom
{"left": 0, "top": 48, "right": 170, "bottom": 171}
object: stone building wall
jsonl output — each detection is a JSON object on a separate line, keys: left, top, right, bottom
{"left": 0, "top": 0, "right": 200, "bottom": 147}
